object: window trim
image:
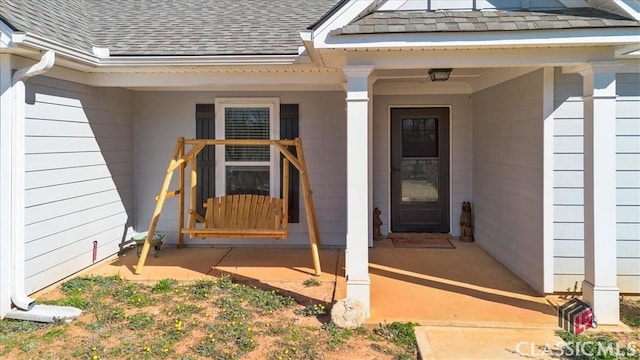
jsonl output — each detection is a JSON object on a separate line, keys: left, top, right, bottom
{"left": 214, "top": 97, "right": 280, "bottom": 197}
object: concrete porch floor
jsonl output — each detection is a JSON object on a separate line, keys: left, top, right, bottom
{"left": 83, "top": 239, "right": 562, "bottom": 359}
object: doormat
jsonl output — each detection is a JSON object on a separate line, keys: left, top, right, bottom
{"left": 389, "top": 233, "right": 455, "bottom": 249}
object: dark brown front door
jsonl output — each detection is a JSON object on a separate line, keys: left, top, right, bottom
{"left": 391, "top": 107, "right": 450, "bottom": 233}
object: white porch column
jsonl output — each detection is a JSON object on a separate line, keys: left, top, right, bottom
{"left": 576, "top": 61, "right": 622, "bottom": 325}
{"left": 343, "top": 65, "right": 374, "bottom": 315}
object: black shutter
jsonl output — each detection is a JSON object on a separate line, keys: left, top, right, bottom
{"left": 280, "top": 104, "right": 300, "bottom": 223}
{"left": 195, "top": 104, "right": 215, "bottom": 218}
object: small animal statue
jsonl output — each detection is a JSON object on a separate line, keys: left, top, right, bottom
{"left": 460, "top": 201, "right": 474, "bottom": 242}
{"left": 373, "top": 207, "right": 383, "bottom": 240}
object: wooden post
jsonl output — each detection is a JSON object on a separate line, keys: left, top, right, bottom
{"left": 282, "top": 158, "right": 289, "bottom": 233}
{"left": 188, "top": 154, "right": 198, "bottom": 230}
{"left": 135, "top": 137, "right": 184, "bottom": 274}
{"left": 295, "top": 138, "right": 322, "bottom": 276}
{"left": 178, "top": 141, "right": 185, "bottom": 248}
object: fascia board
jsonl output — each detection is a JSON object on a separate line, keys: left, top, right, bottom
{"left": 99, "top": 54, "right": 299, "bottom": 66}
{"left": 0, "top": 21, "right": 19, "bottom": 49}
{"left": 610, "top": 0, "right": 640, "bottom": 21}
{"left": 320, "top": 27, "right": 640, "bottom": 49}
{"left": 312, "top": 0, "right": 377, "bottom": 48}
{"left": 17, "top": 33, "right": 299, "bottom": 69}
{"left": 20, "top": 33, "right": 98, "bottom": 64}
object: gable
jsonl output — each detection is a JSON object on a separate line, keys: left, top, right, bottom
{"left": 334, "top": 8, "right": 640, "bottom": 35}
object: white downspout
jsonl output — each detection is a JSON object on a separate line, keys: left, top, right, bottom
{"left": 10, "top": 50, "right": 55, "bottom": 310}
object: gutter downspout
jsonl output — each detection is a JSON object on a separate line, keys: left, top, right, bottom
{"left": 10, "top": 50, "right": 55, "bottom": 310}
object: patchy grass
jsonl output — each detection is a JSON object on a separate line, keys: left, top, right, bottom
{"left": 556, "top": 331, "right": 639, "bottom": 360}
{"left": 0, "top": 275, "right": 416, "bottom": 359}
{"left": 621, "top": 297, "right": 640, "bottom": 328}
{"left": 551, "top": 296, "right": 640, "bottom": 360}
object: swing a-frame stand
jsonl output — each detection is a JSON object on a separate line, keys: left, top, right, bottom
{"left": 134, "top": 137, "right": 322, "bottom": 275}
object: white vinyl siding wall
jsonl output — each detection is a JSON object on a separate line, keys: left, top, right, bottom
{"left": 133, "top": 91, "right": 347, "bottom": 247}
{"left": 553, "top": 71, "right": 640, "bottom": 293}
{"left": 472, "top": 70, "right": 545, "bottom": 293}
{"left": 24, "top": 75, "right": 133, "bottom": 294}
{"left": 372, "top": 94, "right": 473, "bottom": 237}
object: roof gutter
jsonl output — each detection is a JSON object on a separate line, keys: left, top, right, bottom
{"left": 98, "top": 54, "right": 300, "bottom": 66}
{"left": 16, "top": 32, "right": 300, "bottom": 68}
{"left": 5, "top": 50, "right": 82, "bottom": 322}
{"left": 10, "top": 50, "right": 56, "bottom": 311}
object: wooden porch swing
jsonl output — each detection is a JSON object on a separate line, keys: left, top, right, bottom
{"left": 134, "top": 137, "right": 322, "bottom": 275}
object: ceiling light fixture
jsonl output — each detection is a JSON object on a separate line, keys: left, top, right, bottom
{"left": 428, "top": 68, "right": 452, "bottom": 81}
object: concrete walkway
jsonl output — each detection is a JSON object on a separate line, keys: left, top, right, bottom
{"left": 83, "top": 240, "right": 563, "bottom": 359}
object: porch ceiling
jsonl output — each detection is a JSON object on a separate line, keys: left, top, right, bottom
{"left": 371, "top": 66, "right": 539, "bottom": 95}
{"left": 374, "top": 67, "right": 493, "bottom": 81}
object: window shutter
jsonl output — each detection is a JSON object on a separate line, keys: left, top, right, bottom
{"left": 280, "top": 104, "right": 300, "bottom": 223}
{"left": 195, "top": 104, "right": 215, "bottom": 218}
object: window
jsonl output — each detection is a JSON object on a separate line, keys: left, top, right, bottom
{"left": 214, "top": 98, "right": 280, "bottom": 198}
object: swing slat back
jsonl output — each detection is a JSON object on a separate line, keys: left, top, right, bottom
{"left": 184, "top": 194, "right": 286, "bottom": 239}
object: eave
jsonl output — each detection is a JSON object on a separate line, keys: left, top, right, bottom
{"left": 320, "top": 27, "right": 640, "bottom": 50}
{"left": 4, "top": 31, "right": 303, "bottom": 73}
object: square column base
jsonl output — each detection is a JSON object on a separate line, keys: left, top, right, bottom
{"left": 346, "top": 277, "right": 371, "bottom": 317}
{"left": 582, "top": 281, "right": 620, "bottom": 325}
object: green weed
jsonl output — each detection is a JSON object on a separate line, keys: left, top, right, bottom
{"left": 269, "top": 324, "right": 318, "bottom": 360}
{"left": 373, "top": 322, "right": 418, "bottom": 352}
{"left": 295, "top": 303, "right": 326, "bottom": 317}
{"left": 621, "top": 298, "right": 640, "bottom": 328}
{"left": 322, "top": 322, "right": 360, "bottom": 348}
{"left": 127, "top": 313, "right": 155, "bottom": 330}
{"left": 302, "top": 277, "right": 322, "bottom": 287}
{"left": 190, "top": 279, "right": 215, "bottom": 299}
{"left": 56, "top": 294, "right": 91, "bottom": 309}
{"left": 243, "top": 288, "right": 296, "bottom": 313}
{"left": 556, "top": 331, "right": 638, "bottom": 360}
{"left": 42, "top": 326, "right": 66, "bottom": 342}
{"left": 214, "top": 274, "right": 234, "bottom": 289}
{"left": 152, "top": 279, "right": 178, "bottom": 294}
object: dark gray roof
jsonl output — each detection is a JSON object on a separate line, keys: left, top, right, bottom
{"left": 0, "top": 0, "right": 340, "bottom": 56}
{"left": 334, "top": 8, "right": 640, "bottom": 35}
{"left": 87, "top": 0, "right": 340, "bottom": 55}
{"left": 0, "top": 0, "right": 94, "bottom": 52}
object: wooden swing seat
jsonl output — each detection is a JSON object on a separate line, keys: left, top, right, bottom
{"left": 136, "top": 137, "right": 322, "bottom": 276}
{"left": 183, "top": 194, "right": 287, "bottom": 239}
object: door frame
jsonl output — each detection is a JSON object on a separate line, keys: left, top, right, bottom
{"left": 386, "top": 105, "right": 453, "bottom": 234}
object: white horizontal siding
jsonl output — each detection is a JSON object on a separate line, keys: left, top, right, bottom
{"left": 372, "top": 94, "right": 473, "bottom": 237}
{"left": 472, "top": 69, "right": 545, "bottom": 293}
{"left": 133, "top": 91, "right": 346, "bottom": 247}
{"left": 24, "top": 75, "right": 133, "bottom": 294}
{"left": 552, "top": 71, "right": 640, "bottom": 293}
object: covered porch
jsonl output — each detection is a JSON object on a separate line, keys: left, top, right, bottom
{"left": 82, "top": 241, "right": 557, "bottom": 327}
{"left": 340, "top": 57, "right": 626, "bottom": 325}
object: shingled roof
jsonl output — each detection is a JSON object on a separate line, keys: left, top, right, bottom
{"left": 334, "top": 8, "right": 640, "bottom": 35}
{"left": 0, "top": 0, "right": 94, "bottom": 52}
{"left": 0, "top": 0, "right": 340, "bottom": 56}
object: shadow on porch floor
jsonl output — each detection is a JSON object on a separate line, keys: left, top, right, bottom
{"left": 83, "top": 240, "right": 557, "bottom": 328}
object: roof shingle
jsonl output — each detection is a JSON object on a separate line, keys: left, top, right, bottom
{"left": 0, "top": 0, "right": 340, "bottom": 56}
{"left": 334, "top": 8, "right": 640, "bottom": 35}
